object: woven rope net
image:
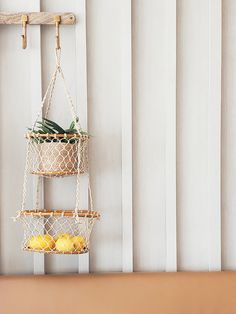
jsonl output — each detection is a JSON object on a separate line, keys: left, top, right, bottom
{"left": 20, "top": 210, "right": 99, "bottom": 254}
{"left": 15, "top": 48, "right": 99, "bottom": 254}
{"left": 27, "top": 133, "right": 89, "bottom": 178}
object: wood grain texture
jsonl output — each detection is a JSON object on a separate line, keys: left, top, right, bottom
{"left": 0, "top": 12, "right": 75, "bottom": 25}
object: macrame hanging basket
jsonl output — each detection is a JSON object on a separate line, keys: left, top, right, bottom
{"left": 19, "top": 210, "right": 99, "bottom": 254}
{"left": 26, "top": 49, "right": 89, "bottom": 178}
{"left": 15, "top": 49, "right": 99, "bottom": 254}
{"left": 27, "top": 133, "right": 89, "bottom": 177}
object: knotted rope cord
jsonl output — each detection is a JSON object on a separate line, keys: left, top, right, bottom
{"left": 25, "top": 47, "right": 94, "bottom": 214}
{"left": 21, "top": 141, "right": 30, "bottom": 211}
{"left": 74, "top": 141, "right": 94, "bottom": 213}
{"left": 88, "top": 180, "right": 94, "bottom": 211}
{"left": 44, "top": 48, "right": 82, "bottom": 131}
{"left": 44, "top": 69, "right": 58, "bottom": 119}
{"left": 32, "top": 68, "right": 58, "bottom": 131}
{"left": 35, "top": 176, "right": 42, "bottom": 210}
{"left": 21, "top": 145, "right": 43, "bottom": 212}
{"left": 32, "top": 48, "right": 82, "bottom": 132}
{"left": 75, "top": 137, "right": 81, "bottom": 212}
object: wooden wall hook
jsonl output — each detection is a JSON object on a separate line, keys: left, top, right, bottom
{"left": 54, "top": 15, "right": 61, "bottom": 49}
{"left": 21, "top": 14, "right": 28, "bottom": 49}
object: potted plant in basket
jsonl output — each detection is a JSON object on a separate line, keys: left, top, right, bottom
{"left": 27, "top": 118, "right": 89, "bottom": 177}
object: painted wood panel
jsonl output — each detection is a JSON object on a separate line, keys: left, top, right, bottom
{"left": 26, "top": 0, "right": 45, "bottom": 275}
{"left": 177, "top": 0, "right": 222, "bottom": 271}
{"left": 41, "top": 0, "right": 79, "bottom": 274}
{"left": 222, "top": 0, "right": 236, "bottom": 270}
{"left": 121, "top": 0, "right": 133, "bottom": 273}
{"left": 0, "top": 0, "right": 35, "bottom": 275}
{"left": 207, "top": 0, "right": 221, "bottom": 271}
{"left": 177, "top": 0, "right": 206, "bottom": 270}
{"left": 87, "top": 0, "right": 123, "bottom": 272}
{"left": 133, "top": 0, "right": 170, "bottom": 271}
{"left": 165, "top": 0, "right": 177, "bottom": 272}
{"left": 74, "top": 0, "right": 90, "bottom": 274}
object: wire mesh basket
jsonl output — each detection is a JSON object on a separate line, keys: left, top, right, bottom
{"left": 17, "top": 210, "right": 100, "bottom": 254}
{"left": 26, "top": 133, "right": 89, "bottom": 177}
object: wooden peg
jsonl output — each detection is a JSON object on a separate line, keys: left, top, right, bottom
{"left": 54, "top": 15, "right": 61, "bottom": 49}
{"left": 21, "top": 14, "right": 28, "bottom": 49}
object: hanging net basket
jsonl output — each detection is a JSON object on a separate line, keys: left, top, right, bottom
{"left": 25, "top": 48, "right": 89, "bottom": 178}
{"left": 14, "top": 48, "right": 100, "bottom": 255}
{"left": 16, "top": 210, "right": 99, "bottom": 254}
{"left": 27, "top": 133, "right": 89, "bottom": 177}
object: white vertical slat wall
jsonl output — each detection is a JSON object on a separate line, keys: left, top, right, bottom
{"left": 74, "top": 0, "right": 89, "bottom": 274}
{"left": 121, "top": 0, "right": 133, "bottom": 273}
{"left": 27, "top": 0, "right": 45, "bottom": 275}
{"left": 177, "top": 0, "right": 219, "bottom": 271}
{"left": 222, "top": 0, "right": 236, "bottom": 270}
{"left": 165, "top": 0, "right": 177, "bottom": 272}
{"left": 207, "top": 0, "right": 221, "bottom": 271}
{"left": 0, "top": 0, "right": 236, "bottom": 274}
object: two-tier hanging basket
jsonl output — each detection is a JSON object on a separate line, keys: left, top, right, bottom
{"left": 15, "top": 48, "right": 100, "bottom": 254}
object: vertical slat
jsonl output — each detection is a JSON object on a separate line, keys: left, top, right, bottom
{"left": 221, "top": 0, "right": 236, "bottom": 270}
{"left": 121, "top": 0, "right": 133, "bottom": 272}
{"left": 177, "top": 0, "right": 217, "bottom": 271}
{"left": 165, "top": 0, "right": 177, "bottom": 272}
{"left": 133, "top": 0, "right": 172, "bottom": 271}
{"left": 27, "top": 0, "right": 45, "bottom": 274}
{"left": 75, "top": 0, "right": 89, "bottom": 274}
{"left": 207, "top": 0, "right": 222, "bottom": 271}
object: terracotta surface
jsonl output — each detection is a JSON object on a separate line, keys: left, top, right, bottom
{"left": 1, "top": 272, "right": 236, "bottom": 314}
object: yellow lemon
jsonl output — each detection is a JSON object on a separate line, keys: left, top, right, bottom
{"left": 28, "top": 234, "right": 55, "bottom": 251}
{"left": 55, "top": 233, "right": 72, "bottom": 241}
{"left": 55, "top": 237, "right": 74, "bottom": 252}
{"left": 72, "top": 236, "right": 86, "bottom": 252}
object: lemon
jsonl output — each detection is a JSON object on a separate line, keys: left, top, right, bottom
{"left": 28, "top": 234, "right": 55, "bottom": 251}
{"left": 55, "top": 237, "right": 74, "bottom": 252}
{"left": 55, "top": 233, "right": 72, "bottom": 241}
{"left": 72, "top": 236, "right": 86, "bottom": 252}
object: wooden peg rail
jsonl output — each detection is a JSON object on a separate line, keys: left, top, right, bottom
{"left": 0, "top": 12, "right": 76, "bottom": 25}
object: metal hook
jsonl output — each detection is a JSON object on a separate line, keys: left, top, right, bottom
{"left": 54, "top": 15, "right": 61, "bottom": 49}
{"left": 21, "top": 15, "right": 28, "bottom": 49}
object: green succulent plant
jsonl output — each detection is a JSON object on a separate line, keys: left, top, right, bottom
{"left": 28, "top": 118, "right": 87, "bottom": 144}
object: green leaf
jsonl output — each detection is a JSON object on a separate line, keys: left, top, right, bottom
{"left": 36, "top": 122, "right": 54, "bottom": 133}
{"left": 64, "top": 128, "right": 78, "bottom": 133}
{"left": 79, "top": 130, "right": 88, "bottom": 135}
{"left": 69, "top": 121, "right": 75, "bottom": 130}
{"left": 43, "top": 118, "right": 65, "bottom": 133}
{"left": 28, "top": 118, "right": 88, "bottom": 136}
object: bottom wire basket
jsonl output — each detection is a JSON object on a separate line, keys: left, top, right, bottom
{"left": 16, "top": 209, "right": 100, "bottom": 254}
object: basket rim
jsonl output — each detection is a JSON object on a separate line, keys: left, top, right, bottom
{"left": 25, "top": 132, "right": 89, "bottom": 139}
{"left": 20, "top": 209, "right": 100, "bottom": 218}
{"left": 31, "top": 170, "right": 84, "bottom": 177}
{"left": 23, "top": 247, "right": 89, "bottom": 255}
